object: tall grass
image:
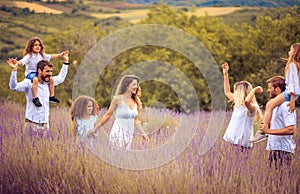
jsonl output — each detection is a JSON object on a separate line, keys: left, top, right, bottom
{"left": 1, "top": 101, "right": 299, "bottom": 193}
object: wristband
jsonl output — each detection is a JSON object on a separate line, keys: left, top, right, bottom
{"left": 63, "top": 62, "right": 70, "bottom": 65}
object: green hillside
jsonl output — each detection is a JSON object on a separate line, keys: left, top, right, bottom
{"left": 125, "top": 0, "right": 300, "bottom": 7}
{"left": 1, "top": 1, "right": 298, "bottom": 62}
{"left": 218, "top": 6, "right": 300, "bottom": 26}
{"left": 1, "top": 2, "right": 300, "bottom": 111}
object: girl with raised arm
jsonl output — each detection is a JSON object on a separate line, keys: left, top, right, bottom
{"left": 222, "top": 62, "right": 263, "bottom": 148}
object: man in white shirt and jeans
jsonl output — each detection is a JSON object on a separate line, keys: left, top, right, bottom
{"left": 260, "top": 76, "right": 296, "bottom": 168}
{"left": 7, "top": 51, "right": 70, "bottom": 137}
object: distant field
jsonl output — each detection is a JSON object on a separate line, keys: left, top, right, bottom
{"left": 14, "top": 1, "right": 63, "bottom": 14}
{"left": 40, "top": 0, "right": 66, "bottom": 2}
{"left": 90, "top": 9, "right": 149, "bottom": 23}
{"left": 88, "top": 2, "right": 148, "bottom": 9}
{"left": 9, "top": 1, "right": 253, "bottom": 23}
{"left": 91, "top": 7, "right": 251, "bottom": 23}
{"left": 191, "top": 7, "right": 247, "bottom": 16}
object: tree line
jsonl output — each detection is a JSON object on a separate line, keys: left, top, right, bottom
{"left": 1, "top": 4, "right": 300, "bottom": 111}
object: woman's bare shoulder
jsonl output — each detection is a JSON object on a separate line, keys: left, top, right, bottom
{"left": 111, "top": 95, "right": 122, "bottom": 105}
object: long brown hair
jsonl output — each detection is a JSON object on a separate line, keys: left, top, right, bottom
{"left": 23, "top": 37, "right": 45, "bottom": 57}
{"left": 115, "top": 75, "right": 142, "bottom": 113}
{"left": 136, "top": 86, "right": 142, "bottom": 113}
{"left": 286, "top": 43, "right": 300, "bottom": 74}
{"left": 70, "top": 95, "right": 99, "bottom": 121}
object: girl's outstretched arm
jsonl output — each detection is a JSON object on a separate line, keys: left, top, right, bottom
{"left": 8, "top": 58, "right": 22, "bottom": 66}
{"left": 222, "top": 62, "right": 234, "bottom": 102}
{"left": 50, "top": 51, "right": 68, "bottom": 59}
{"left": 245, "top": 86, "right": 263, "bottom": 114}
{"left": 88, "top": 96, "right": 120, "bottom": 136}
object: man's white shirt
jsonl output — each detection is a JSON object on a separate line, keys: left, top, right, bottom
{"left": 9, "top": 64, "right": 68, "bottom": 124}
{"left": 267, "top": 101, "right": 296, "bottom": 154}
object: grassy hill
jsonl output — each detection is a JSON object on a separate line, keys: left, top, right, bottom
{"left": 0, "top": 13, "right": 101, "bottom": 59}
{"left": 218, "top": 6, "right": 300, "bottom": 26}
{"left": 125, "top": 0, "right": 300, "bottom": 7}
{"left": 1, "top": 1, "right": 255, "bottom": 23}
{"left": 0, "top": 1, "right": 299, "bottom": 110}
{"left": 0, "top": 0, "right": 297, "bottom": 63}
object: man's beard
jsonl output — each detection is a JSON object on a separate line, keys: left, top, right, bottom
{"left": 41, "top": 75, "right": 51, "bottom": 82}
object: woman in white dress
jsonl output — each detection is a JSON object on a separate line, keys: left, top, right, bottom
{"left": 90, "top": 75, "right": 149, "bottom": 150}
{"left": 222, "top": 62, "right": 263, "bottom": 148}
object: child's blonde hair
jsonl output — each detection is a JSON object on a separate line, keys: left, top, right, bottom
{"left": 233, "top": 81, "right": 262, "bottom": 122}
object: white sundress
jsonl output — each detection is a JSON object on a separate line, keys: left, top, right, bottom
{"left": 223, "top": 105, "right": 258, "bottom": 148}
{"left": 75, "top": 115, "right": 97, "bottom": 148}
{"left": 20, "top": 53, "right": 51, "bottom": 76}
{"left": 285, "top": 62, "right": 300, "bottom": 97}
{"left": 109, "top": 97, "right": 138, "bottom": 150}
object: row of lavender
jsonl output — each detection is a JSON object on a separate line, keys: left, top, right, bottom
{"left": 1, "top": 102, "right": 299, "bottom": 193}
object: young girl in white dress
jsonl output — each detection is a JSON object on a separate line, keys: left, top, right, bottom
{"left": 71, "top": 95, "right": 99, "bottom": 148}
{"left": 222, "top": 62, "right": 262, "bottom": 148}
{"left": 13, "top": 37, "right": 66, "bottom": 107}
{"left": 90, "top": 75, "right": 148, "bottom": 150}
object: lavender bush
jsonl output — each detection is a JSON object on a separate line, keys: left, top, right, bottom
{"left": 1, "top": 102, "right": 299, "bottom": 193}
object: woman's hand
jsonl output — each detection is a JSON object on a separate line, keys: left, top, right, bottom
{"left": 253, "top": 86, "right": 263, "bottom": 94}
{"left": 142, "top": 134, "right": 149, "bottom": 142}
{"left": 88, "top": 128, "right": 98, "bottom": 138}
{"left": 222, "top": 62, "right": 229, "bottom": 74}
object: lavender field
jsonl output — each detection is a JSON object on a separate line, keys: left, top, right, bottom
{"left": 1, "top": 101, "right": 299, "bottom": 193}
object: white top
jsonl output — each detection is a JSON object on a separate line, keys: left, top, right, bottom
{"left": 266, "top": 101, "right": 296, "bottom": 153}
{"left": 9, "top": 64, "right": 68, "bottom": 124}
{"left": 109, "top": 96, "right": 138, "bottom": 150}
{"left": 20, "top": 53, "right": 51, "bottom": 76}
{"left": 75, "top": 115, "right": 97, "bottom": 137}
{"left": 285, "top": 62, "right": 300, "bottom": 95}
{"left": 223, "top": 104, "right": 258, "bottom": 147}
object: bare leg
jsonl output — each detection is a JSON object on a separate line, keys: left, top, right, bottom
{"left": 32, "top": 77, "right": 39, "bottom": 98}
{"left": 49, "top": 77, "right": 55, "bottom": 97}
{"left": 262, "top": 93, "right": 286, "bottom": 127}
{"left": 32, "top": 77, "right": 42, "bottom": 107}
{"left": 49, "top": 77, "right": 60, "bottom": 103}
